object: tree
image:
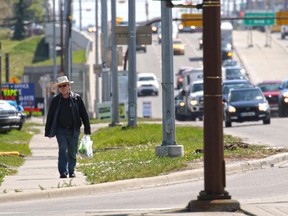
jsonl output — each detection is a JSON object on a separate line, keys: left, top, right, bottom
{"left": 12, "top": 0, "right": 45, "bottom": 40}
{"left": 13, "top": 0, "right": 26, "bottom": 40}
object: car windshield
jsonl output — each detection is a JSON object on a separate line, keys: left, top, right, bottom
{"left": 223, "top": 82, "right": 253, "bottom": 94}
{"left": 190, "top": 83, "right": 203, "bottom": 93}
{"left": 258, "top": 83, "right": 281, "bottom": 92}
{"left": 138, "top": 76, "right": 155, "bottom": 82}
{"left": 230, "top": 89, "right": 264, "bottom": 102}
{"left": 226, "top": 68, "right": 243, "bottom": 76}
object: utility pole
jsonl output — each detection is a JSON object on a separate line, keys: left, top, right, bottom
{"left": 60, "top": 1, "right": 64, "bottom": 74}
{"left": 79, "top": 0, "right": 82, "bottom": 31}
{"left": 101, "top": 0, "right": 110, "bottom": 102}
{"left": 110, "top": 0, "right": 120, "bottom": 126}
{"left": 155, "top": 1, "right": 183, "bottom": 157}
{"left": 5, "top": 53, "right": 9, "bottom": 83}
{"left": 187, "top": 0, "right": 239, "bottom": 211}
{"left": 0, "top": 42, "right": 2, "bottom": 89}
{"left": 127, "top": 0, "right": 137, "bottom": 127}
{"left": 53, "top": 0, "right": 57, "bottom": 82}
{"left": 94, "top": 0, "right": 100, "bottom": 115}
{"left": 64, "top": 0, "right": 72, "bottom": 78}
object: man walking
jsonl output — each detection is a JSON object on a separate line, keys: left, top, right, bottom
{"left": 45, "top": 76, "right": 91, "bottom": 178}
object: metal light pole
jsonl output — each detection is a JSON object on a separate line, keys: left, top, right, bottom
{"left": 79, "top": 0, "right": 82, "bottom": 31}
{"left": 127, "top": 0, "right": 137, "bottom": 127}
{"left": 64, "top": 0, "right": 72, "bottom": 78}
{"left": 187, "top": 0, "right": 239, "bottom": 211}
{"left": 0, "top": 42, "right": 2, "bottom": 89}
{"left": 101, "top": 0, "right": 110, "bottom": 102}
{"left": 53, "top": 0, "right": 57, "bottom": 82}
{"left": 110, "top": 0, "right": 120, "bottom": 126}
{"left": 95, "top": 0, "right": 100, "bottom": 114}
{"left": 155, "top": 1, "right": 183, "bottom": 157}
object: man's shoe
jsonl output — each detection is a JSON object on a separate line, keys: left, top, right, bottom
{"left": 69, "top": 173, "right": 76, "bottom": 178}
{"left": 60, "top": 173, "right": 67, "bottom": 178}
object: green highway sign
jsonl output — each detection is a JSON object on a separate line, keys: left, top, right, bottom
{"left": 244, "top": 12, "right": 275, "bottom": 26}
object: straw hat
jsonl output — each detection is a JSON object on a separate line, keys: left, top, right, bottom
{"left": 54, "top": 76, "right": 74, "bottom": 87}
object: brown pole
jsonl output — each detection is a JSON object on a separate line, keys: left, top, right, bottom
{"left": 0, "top": 42, "right": 2, "bottom": 89}
{"left": 199, "top": 0, "right": 229, "bottom": 200}
{"left": 187, "top": 0, "right": 239, "bottom": 211}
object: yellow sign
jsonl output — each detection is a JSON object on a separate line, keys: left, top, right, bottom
{"left": 10, "top": 76, "right": 20, "bottom": 83}
{"left": 181, "top": 14, "right": 203, "bottom": 27}
{"left": 276, "top": 11, "right": 288, "bottom": 25}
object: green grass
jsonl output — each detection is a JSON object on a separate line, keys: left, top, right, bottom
{"left": 1, "top": 121, "right": 286, "bottom": 186}
{"left": 0, "top": 122, "right": 38, "bottom": 184}
{"left": 77, "top": 123, "right": 287, "bottom": 184}
{"left": 0, "top": 32, "right": 86, "bottom": 80}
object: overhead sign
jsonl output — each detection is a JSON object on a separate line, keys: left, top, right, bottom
{"left": 244, "top": 12, "right": 275, "bottom": 26}
{"left": 115, "top": 26, "right": 152, "bottom": 45}
{"left": 181, "top": 14, "right": 203, "bottom": 27}
{"left": 276, "top": 11, "right": 288, "bottom": 25}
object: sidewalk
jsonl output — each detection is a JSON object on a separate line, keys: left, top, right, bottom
{"left": 1, "top": 118, "right": 288, "bottom": 215}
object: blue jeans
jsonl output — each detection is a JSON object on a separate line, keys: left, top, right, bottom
{"left": 56, "top": 128, "right": 80, "bottom": 175}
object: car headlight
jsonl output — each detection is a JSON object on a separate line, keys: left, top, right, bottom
{"left": 258, "top": 103, "right": 269, "bottom": 111}
{"left": 228, "top": 105, "right": 236, "bottom": 113}
{"left": 190, "top": 99, "right": 198, "bottom": 106}
{"left": 283, "top": 92, "right": 288, "bottom": 97}
{"left": 179, "top": 101, "right": 185, "bottom": 106}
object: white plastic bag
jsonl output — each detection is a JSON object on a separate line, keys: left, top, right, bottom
{"left": 78, "top": 135, "right": 93, "bottom": 158}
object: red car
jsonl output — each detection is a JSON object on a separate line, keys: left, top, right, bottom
{"left": 256, "top": 80, "right": 282, "bottom": 115}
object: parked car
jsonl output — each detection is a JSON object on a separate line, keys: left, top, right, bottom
{"left": 256, "top": 80, "right": 282, "bottom": 115}
{"left": 223, "top": 87, "right": 271, "bottom": 127}
{"left": 278, "top": 79, "right": 288, "bottom": 117}
{"left": 173, "top": 39, "right": 185, "bottom": 55}
{"left": 224, "top": 65, "right": 248, "bottom": 80}
{"left": 137, "top": 73, "right": 159, "bottom": 96}
{"left": 0, "top": 100, "right": 25, "bottom": 132}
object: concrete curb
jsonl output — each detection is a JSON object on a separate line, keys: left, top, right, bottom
{"left": 1, "top": 152, "right": 288, "bottom": 203}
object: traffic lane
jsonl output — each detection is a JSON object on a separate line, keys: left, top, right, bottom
{"left": 136, "top": 36, "right": 162, "bottom": 119}
{"left": 223, "top": 118, "right": 288, "bottom": 148}
{"left": 1, "top": 164, "right": 288, "bottom": 214}
{"left": 175, "top": 117, "right": 288, "bottom": 149}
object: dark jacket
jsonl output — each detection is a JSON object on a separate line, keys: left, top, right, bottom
{"left": 45, "top": 91, "right": 91, "bottom": 137}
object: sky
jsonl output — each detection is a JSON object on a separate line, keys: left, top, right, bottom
{"left": 49, "top": 0, "right": 197, "bottom": 29}
{"left": 49, "top": 0, "right": 244, "bottom": 30}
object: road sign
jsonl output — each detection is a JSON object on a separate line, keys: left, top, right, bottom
{"left": 244, "top": 12, "right": 275, "bottom": 26}
{"left": 276, "top": 11, "right": 288, "bottom": 25}
{"left": 181, "top": 14, "right": 203, "bottom": 27}
{"left": 115, "top": 26, "right": 152, "bottom": 45}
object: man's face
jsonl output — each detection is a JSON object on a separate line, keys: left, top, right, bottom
{"left": 58, "top": 83, "right": 70, "bottom": 95}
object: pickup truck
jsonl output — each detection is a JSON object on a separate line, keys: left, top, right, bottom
{"left": 175, "top": 80, "right": 204, "bottom": 121}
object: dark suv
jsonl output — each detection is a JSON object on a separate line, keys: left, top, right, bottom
{"left": 278, "top": 79, "right": 288, "bottom": 117}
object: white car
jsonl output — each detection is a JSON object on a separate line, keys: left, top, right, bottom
{"left": 137, "top": 73, "right": 159, "bottom": 96}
